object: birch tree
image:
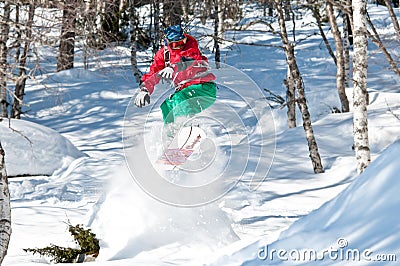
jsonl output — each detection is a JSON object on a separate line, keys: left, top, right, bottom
{"left": 275, "top": 0, "right": 324, "bottom": 174}
{"left": 217, "top": 0, "right": 225, "bottom": 36}
{"left": 326, "top": 2, "right": 350, "bottom": 112}
{"left": 57, "top": 0, "right": 78, "bottom": 72}
{"left": 11, "top": 1, "right": 36, "bottom": 119}
{"left": 342, "top": 8, "right": 351, "bottom": 88}
{"left": 283, "top": 0, "right": 291, "bottom": 21}
{"left": 152, "top": 0, "right": 161, "bottom": 53}
{"left": 129, "top": 0, "right": 141, "bottom": 83}
{"left": 101, "top": 0, "right": 122, "bottom": 42}
{"left": 366, "top": 13, "right": 400, "bottom": 77}
{"left": 284, "top": 66, "right": 296, "bottom": 128}
{"left": 384, "top": 0, "right": 400, "bottom": 39}
{"left": 352, "top": 0, "right": 370, "bottom": 173}
{"left": 0, "top": 141, "right": 11, "bottom": 264}
{"left": 311, "top": 4, "right": 336, "bottom": 65}
{"left": 0, "top": 2, "right": 11, "bottom": 117}
{"left": 214, "top": 0, "right": 221, "bottom": 68}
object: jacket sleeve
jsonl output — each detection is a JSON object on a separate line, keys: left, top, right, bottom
{"left": 141, "top": 49, "right": 165, "bottom": 94}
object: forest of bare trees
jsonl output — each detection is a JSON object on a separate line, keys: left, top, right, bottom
{"left": 0, "top": 0, "right": 398, "bottom": 120}
{"left": 1, "top": 0, "right": 400, "bottom": 261}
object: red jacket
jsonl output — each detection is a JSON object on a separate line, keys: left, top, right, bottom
{"left": 141, "top": 34, "right": 216, "bottom": 95}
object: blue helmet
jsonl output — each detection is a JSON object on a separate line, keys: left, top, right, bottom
{"left": 164, "top": 25, "right": 185, "bottom": 42}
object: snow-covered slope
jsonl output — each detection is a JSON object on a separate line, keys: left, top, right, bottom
{"left": 210, "top": 140, "right": 400, "bottom": 265}
{"left": 0, "top": 119, "right": 84, "bottom": 176}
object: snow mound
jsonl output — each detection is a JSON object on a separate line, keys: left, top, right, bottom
{"left": 0, "top": 119, "right": 85, "bottom": 177}
{"left": 224, "top": 140, "right": 400, "bottom": 265}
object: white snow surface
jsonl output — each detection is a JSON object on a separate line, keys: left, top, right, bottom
{"left": 0, "top": 119, "right": 85, "bottom": 177}
{"left": 2, "top": 4, "right": 400, "bottom": 266}
{"left": 211, "top": 141, "right": 400, "bottom": 266}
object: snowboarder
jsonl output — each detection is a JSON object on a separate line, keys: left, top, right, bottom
{"left": 134, "top": 25, "right": 217, "bottom": 125}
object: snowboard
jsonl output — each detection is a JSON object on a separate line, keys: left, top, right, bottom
{"left": 156, "top": 126, "right": 206, "bottom": 170}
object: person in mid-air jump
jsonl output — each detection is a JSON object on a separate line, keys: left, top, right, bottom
{"left": 134, "top": 25, "right": 216, "bottom": 125}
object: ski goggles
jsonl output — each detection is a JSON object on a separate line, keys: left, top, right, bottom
{"left": 166, "top": 37, "right": 186, "bottom": 50}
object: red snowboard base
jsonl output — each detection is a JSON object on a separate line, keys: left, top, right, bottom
{"left": 156, "top": 126, "right": 206, "bottom": 170}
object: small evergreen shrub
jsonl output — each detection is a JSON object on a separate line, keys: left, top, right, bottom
{"left": 24, "top": 224, "right": 100, "bottom": 263}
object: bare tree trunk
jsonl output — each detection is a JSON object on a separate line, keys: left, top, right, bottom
{"left": 284, "top": 66, "right": 296, "bottom": 128}
{"left": 366, "top": 13, "right": 400, "bottom": 77}
{"left": 11, "top": 1, "right": 36, "bottom": 119}
{"left": 14, "top": 4, "right": 21, "bottom": 65}
{"left": 262, "top": 0, "right": 267, "bottom": 16}
{"left": 268, "top": 0, "right": 273, "bottom": 16}
{"left": 384, "top": 0, "right": 400, "bottom": 38}
{"left": 343, "top": 10, "right": 351, "bottom": 88}
{"left": 120, "top": 0, "right": 127, "bottom": 12}
{"left": 326, "top": 2, "right": 350, "bottom": 112}
{"left": 376, "top": 0, "right": 386, "bottom": 5}
{"left": 163, "top": 0, "right": 182, "bottom": 26}
{"left": 199, "top": 0, "right": 212, "bottom": 24}
{"left": 57, "top": 0, "right": 77, "bottom": 72}
{"left": 101, "top": 0, "right": 121, "bottom": 42}
{"left": 284, "top": 0, "right": 291, "bottom": 21}
{"left": 152, "top": 0, "right": 161, "bottom": 53}
{"left": 214, "top": 0, "right": 221, "bottom": 68}
{"left": 312, "top": 5, "right": 336, "bottom": 65}
{"left": 217, "top": 0, "right": 225, "bottom": 36}
{"left": 0, "top": 141, "right": 11, "bottom": 264}
{"left": 352, "top": 0, "right": 370, "bottom": 173}
{"left": 0, "top": 2, "right": 11, "bottom": 118}
{"left": 129, "top": 0, "right": 141, "bottom": 83}
{"left": 276, "top": 0, "right": 324, "bottom": 174}
{"left": 180, "top": 0, "right": 189, "bottom": 22}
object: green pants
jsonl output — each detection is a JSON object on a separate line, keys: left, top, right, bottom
{"left": 160, "top": 82, "right": 217, "bottom": 124}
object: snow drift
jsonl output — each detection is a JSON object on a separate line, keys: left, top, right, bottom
{"left": 0, "top": 119, "right": 85, "bottom": 177}
{"left": 216, "top": 140, "right": 400, "bottom": 265}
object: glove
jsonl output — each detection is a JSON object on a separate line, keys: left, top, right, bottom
{"left": 134, "top": 88, "right": 150, "bottom": 108}
{"left": 158, "top": 66, "right": 174, "bottom": 79}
